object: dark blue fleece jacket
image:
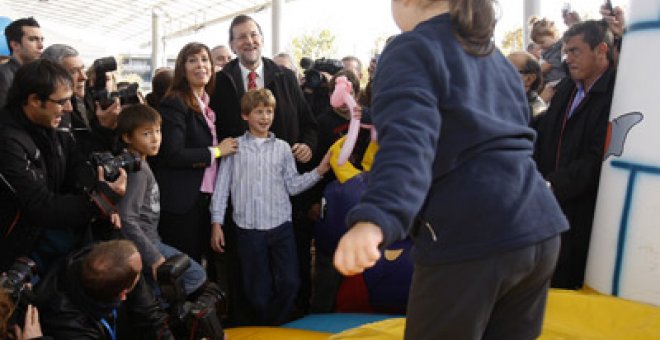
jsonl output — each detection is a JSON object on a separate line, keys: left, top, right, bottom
{"left": 346, "top": 14, "right": 568, "bottom": 265}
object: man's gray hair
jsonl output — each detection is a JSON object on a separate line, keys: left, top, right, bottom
{"left": 41, "top": 44, "right": 79, "bottom": 64}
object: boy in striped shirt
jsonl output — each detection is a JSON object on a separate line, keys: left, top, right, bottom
{"left": 210, "top": 88, "right": 331, "bottom": 325}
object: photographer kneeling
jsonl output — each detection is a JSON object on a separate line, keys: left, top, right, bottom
{"left": 34, "top": 240, "right": 171, "bottom": 339}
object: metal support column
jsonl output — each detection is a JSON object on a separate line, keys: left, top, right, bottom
{"left": 523, "top": 0, "right": 541, "bottom": 45}
{"left": 271, "top": 0, "right": 284, "bottom": 55}
{"left": 151, "top": 8, "right": 162, "bottom": 75}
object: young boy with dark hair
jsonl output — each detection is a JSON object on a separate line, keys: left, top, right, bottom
{"left": 116, "top": 104, "right": 206, "bottom": 296}
{"left": 210, "top": 89, "right": 331, "bottom": 325}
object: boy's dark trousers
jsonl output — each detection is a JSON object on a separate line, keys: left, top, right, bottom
{"left": 235, "top": 221, "right": 300, "bottom": 325}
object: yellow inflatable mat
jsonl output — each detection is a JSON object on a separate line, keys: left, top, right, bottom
{"left": 226, "top": 289, "right": 660, "bottom": 339}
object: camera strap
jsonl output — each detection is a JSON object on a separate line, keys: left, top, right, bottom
{"left": 100, "top": 308, "right": 117, "bottom": 340}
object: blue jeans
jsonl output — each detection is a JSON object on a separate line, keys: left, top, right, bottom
{"left": 236, "top": 221, "right": 300, "bottom": 325}
{"left": 156, "top": 242, "right": 206, "bottom": 295}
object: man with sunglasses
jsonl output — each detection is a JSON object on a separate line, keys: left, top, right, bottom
{"left": 0, "top": 60, "right": 127, "bottom": 274}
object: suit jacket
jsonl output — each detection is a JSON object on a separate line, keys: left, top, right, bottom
{"left": 155, "top": 95, "right": 214, "bottom": 214}
{"left": 209, "top": 57, "right": 317, "bottom": 151}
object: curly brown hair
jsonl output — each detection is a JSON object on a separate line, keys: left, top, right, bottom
{"left": 0, "top": 290, "right": 14, "bottom": 337}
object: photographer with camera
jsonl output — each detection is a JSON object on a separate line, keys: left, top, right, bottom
{"left": 34, "top": 240, "right": 172, "bottom": 339}
{"left": 299, "top": 57, "right": 344, "bottom": 119}
{"left": 41, "top": 45, "right": 123, "bottom": 158}
{"left": 0, "top": 59, "right": 126, "bottom": 274}
{"left": 1, "top": 257, "right": 45, "bottom": 340}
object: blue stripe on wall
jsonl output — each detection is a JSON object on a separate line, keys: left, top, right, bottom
{"left": 609, "top": 160, "right": 660, "bottom": 295}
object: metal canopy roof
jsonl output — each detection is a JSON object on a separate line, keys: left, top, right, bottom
{"left": 4, "top": 0, "right": 273, "bottom": 47}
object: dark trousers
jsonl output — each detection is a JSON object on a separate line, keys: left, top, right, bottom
{"left": 158, "top": 193, "right": 211, "bottom": 263}
{"left": 235, "top": 221, "right": 300, "bottom": 325}
{"left": 404, "top": 235, "right": 560, "bottom": 340}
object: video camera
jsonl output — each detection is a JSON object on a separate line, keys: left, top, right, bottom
{"left": 301, "top": 57, "right": 344, "bottom": 88}
{"left": 89, "top": 56, "right": 141, "bottom": 110}
{"left": 89, "top": 150, "right": 141, "bottom": 182}
{"left": 157, "top": 254, "right": 226, "bottom": 340}
{"left": 0, "top": 257, "right": 37, "bottom": 325}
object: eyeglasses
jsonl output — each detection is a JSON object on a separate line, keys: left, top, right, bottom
{"left": 45, "top": 97, "right": 72, "bottom": 106}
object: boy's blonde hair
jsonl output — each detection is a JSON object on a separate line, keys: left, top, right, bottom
{"left": 241, "top": 88, "right": 276, "bottom": 115}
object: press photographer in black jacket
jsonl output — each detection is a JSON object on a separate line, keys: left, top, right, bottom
{"left": 0, "top": 59, "right": 125, "bottom": 273}
{"left": 35, "top": 240, "right": 172, "bottom": 340}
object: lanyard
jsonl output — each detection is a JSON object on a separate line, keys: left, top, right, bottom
{"left": 100, "top": 309, "right": 117, "bottom": 340}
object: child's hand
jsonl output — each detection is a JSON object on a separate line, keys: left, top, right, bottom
{"left": 218, "top": 137, "right": 238, "bottom": 157}
{"left": 334, "top": 222, "right": 383, "bottom": 276}
{"left": 210, "top": 223, "right": 225, "bottom": 253}
{"left": 316, "top": 149, "right": 333, "bottom": 176}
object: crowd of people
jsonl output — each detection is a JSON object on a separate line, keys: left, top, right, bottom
{"left": 0, "top": 0, "right": 628, "bottom": 339}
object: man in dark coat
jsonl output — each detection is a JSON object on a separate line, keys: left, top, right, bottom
{"left": 209, "top": 15, "right": 317, "bottom": 152}
{"left": 534, "top": 20, "right": 616, "bottom": 289}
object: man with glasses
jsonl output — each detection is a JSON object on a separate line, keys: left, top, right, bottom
{"left": 41, "top": 44, "right": 122, "bottom": 156}
{"left": 0, "top": 17, "right": 44, "bottom": 108}
{"left": 0, "top": 60, "right": 127, "bottom": 274}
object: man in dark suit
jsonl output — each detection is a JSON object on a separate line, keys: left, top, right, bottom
{"left": 209, "top": 14, "right": 318, "bottom": 324}
{"left": 210, "top": 15, "right": 317, "bottom": 155}
{"left": 534, "top": 20, "right": 616, "bottom": 290}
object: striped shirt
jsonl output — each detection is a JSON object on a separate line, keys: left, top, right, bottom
{"left": 210, "top": 131, "right": 321, "bottom": 230}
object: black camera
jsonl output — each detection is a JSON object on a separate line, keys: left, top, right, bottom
{"left": 0, "top": 257, "right": 36, "bottom": 302}
{"left": 89, "top": 56, "right": 141, "bottom": 110}
{"left": 89, "top": 150, "right": 141, "bottom": 182}
{"left": 1, "top": 257, "right": 37, "bottom": 326}
{"left": 302, "top": 58, "right": 344, "bottom": 88}
{"left": 157, "top": 254, "right": 226, "bottom": 340}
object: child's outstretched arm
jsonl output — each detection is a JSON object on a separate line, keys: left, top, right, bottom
{"left": 315, "top": 149, "right": 332, "bottom": 176}
{"left": 334, "top": 222, "right": 383, "bottom": 275}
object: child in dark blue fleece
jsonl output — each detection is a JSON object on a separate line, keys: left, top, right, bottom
{"left": 333, "top": 1, "right": 569, "bottom": 339}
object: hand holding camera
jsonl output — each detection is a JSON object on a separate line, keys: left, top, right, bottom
{"left": 95, "top": 97, "right": 122, "bottom": 130}
{"left": 600, "top": 1, "right": 625, "bottom": 38}
{"left": 89, "top": 56, "right": 141, "bottom": 115}
{"left": 12, "top": 304, "right": 42, "bottom": 340}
